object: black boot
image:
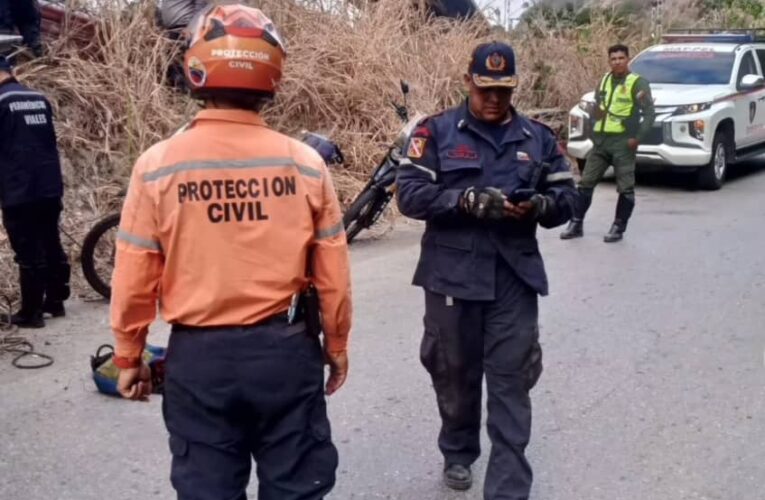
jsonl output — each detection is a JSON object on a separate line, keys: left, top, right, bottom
{"left": 560, "top": 219, "right": 583, "bottom": 239}
{"left": 42, "top": 302, "right": 66, "bottom": 318}
{"left": 1, "top": 312, "right": 45, "bottom": 328}
{"left": 15, "top": 266, "right": 46, "bottom": 327}
{"left": 443, "top": 463, "right": 472, "bottom": 491}
{"left": 604, "top": 222, "right": 625, "bottom": 243}
{"left": 560, "top": 187, "right": 593, "bottom": 240}
{"left": 604, "top": 193, "right": 635, "bottom": 243}
{"left": 44, "top": 261, "right": 70, "bottom": 318}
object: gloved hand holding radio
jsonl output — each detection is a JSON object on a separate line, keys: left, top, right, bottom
{"left": 460, "top": 186, "right": 506, "bottom": 219}
{"left": 505, "top": 185, "right": 555, "bottom": 221}
{"left": 506, "top": 195, "right": 555, "bottom": 221}
{"left": 461, "top": 186, "right": 554, "bottom": 221}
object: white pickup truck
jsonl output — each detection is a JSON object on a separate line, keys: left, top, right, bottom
{"left": 567, "top": 30, "right": 765, "bottom": 190}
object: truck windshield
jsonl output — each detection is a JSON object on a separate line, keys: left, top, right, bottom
{"left": 630, "top": 50, "right": 735, "bottom": 85}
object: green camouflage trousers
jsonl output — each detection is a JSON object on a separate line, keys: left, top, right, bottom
{"left": 580, "top": 134, "right": 636, "bottom": 193}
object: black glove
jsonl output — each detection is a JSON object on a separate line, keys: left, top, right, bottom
{"left": 460, "top": 186, "right": 505, "bottom": 220}
{"left": 528, "top": 194, "right": 554, "bottom": 221}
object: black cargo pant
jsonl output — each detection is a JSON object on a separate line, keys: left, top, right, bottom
{"left": 163, "top": 316, "right": 338, "bottom": 500}
{"left": 2, "top": 198, "right": 71, "bottom": 316}
{"left": 421, "top": 262, "right": 542, "bottom": 500}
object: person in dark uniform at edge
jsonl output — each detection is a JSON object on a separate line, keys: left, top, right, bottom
{"left": 560, "top": 43, "right": 655, "bottom": 243}
{"left": 396, "top": 41, "right": 577, "bottom": 499}
{"left": 0, "top": 0, "right": 43, "bottom": 57}
{"left": 0, "top": 55, "right": 70, "bottom": 327}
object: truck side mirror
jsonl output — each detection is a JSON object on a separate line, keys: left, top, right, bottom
{"left": 740, "top": 74, "right": 765, "bottom": 89}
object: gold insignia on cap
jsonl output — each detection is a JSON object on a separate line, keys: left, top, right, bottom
{"left": 486, "top": 52, "right": 507, "bottom": 72}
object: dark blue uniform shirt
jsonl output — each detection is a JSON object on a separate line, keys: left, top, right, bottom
{"left": 396, "top": 101, "right": 577, "bottom": 300}
{"left": 0, "top": 78, "right": 63, "bottom": 208}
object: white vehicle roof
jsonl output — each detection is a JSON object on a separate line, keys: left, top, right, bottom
{"left": 647, "top": 43, "right": 741, "bottom": 54}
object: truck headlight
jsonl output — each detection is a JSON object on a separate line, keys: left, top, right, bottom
{"left": 675, "top": 103, "right": 712, "bottom": 115}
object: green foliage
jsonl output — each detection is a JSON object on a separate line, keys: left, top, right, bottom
{"left": 522, "top": 0, "right": 764, "bottom": 29}
{"left": 699, "top": 0, "right": 765, "bottom": 28}
{"left": 700, "top": 0, "right": 764, "bottom": 18}
{"left": 520, "top": 0, "right": 645, "bottom": 29}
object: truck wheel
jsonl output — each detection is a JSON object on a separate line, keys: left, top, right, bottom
{"left": 697, "top": 131, "right": 730, "bottom": 190}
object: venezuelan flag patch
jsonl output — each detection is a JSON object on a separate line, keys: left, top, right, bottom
{"left": 407, "top": 137, "right": 427, "bottom": 159}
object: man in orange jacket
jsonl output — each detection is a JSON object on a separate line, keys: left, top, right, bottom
{"left": 109, "top": 4, "right": 352, "bottom": 499}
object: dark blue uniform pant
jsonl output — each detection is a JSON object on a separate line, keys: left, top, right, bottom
{"left": 2, "top": 198, "right": 70, "bottom": 316}
{"left": 421, "top": 262, "right": 540, "bottom": 500}
{"left": 163, "top": 317, "right": 339, "bottom": 500}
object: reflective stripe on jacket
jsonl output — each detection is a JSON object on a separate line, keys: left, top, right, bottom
{"left": 111, "top": 109, "right": 352, "bottom": 359}
{"left": 595, "top": 72, "right": 639, "bottom": 134}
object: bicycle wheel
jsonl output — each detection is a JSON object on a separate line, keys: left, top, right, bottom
{"left": 80, "top": 213, "right": 120, "bottom": 299}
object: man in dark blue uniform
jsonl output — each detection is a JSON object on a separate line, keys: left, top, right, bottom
{"left": 396, "top": 41, "right": 577, "bottom": 499}
{"left": 0, "top": 55, "right": 69, "bottom": 327}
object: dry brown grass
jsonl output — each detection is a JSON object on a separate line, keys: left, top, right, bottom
{"left": 0, "top": 0, "right": 708, "bottom": 297}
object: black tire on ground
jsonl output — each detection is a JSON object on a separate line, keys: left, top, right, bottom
{"left": 697, "top": 130, "right": 731, "bottom": 190}
{"left": 80, "top": 213, "right": 120, "bottom": 299}
{"left": 343, "top": 188, "right": 385, "bottom": 243}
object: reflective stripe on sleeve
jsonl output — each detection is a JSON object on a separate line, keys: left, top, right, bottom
{"left": 399, "top": 158, "right": 437, "bottom": 182}
{"left": 546, "top": 171, "right": 574, "bottom": 183}
{"left": 0, "top": 91, "right": 46, "bottom": 103}
{"left": 315, "top": 222, "right": 345, "bottom": 240}
{"left": 117, "top": 230, "right": 162, "bottom": 252}
{"left": 142, "top": 158, "right": 321, "bottom": 182}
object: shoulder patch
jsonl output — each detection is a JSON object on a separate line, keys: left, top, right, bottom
{"left": 407, "top": 137, "right": 428, "bottom": 159}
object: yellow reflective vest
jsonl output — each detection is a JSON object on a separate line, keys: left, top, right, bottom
{"left": 595, "top": 72, "right": 640, "bottom": 134}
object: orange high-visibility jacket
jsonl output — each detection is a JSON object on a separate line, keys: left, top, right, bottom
{"left": 110, "top": 109, "right": 352, "bottom": 360}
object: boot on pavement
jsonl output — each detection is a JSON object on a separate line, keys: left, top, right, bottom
{"left": 443, "top": 463, "right": 472, "bottom": 491}
{"left": 604, "top": 221, "right": 626, "bottom": 243}
{"left": 0, "top": 312, "right": 45, "bottom": 328}
{"left": 42, "top": 301, "right": 66, "bottom": 318}
{"left": 560, "top": 219, "right": 584, "bottom": 239}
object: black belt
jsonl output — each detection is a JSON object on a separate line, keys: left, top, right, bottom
{"left": 171, "top": 311, "right": 290, "bottom": 333}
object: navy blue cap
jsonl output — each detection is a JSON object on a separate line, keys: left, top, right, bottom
{"left": 468, "top": 41, "right": 517, "bottom": 88}
{"left": 0, "top": 55, "right": 12, "bottom": 73}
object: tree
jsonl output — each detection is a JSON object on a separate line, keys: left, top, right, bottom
{"left": 699, "top": 0, "right": 763, "bottom": 17}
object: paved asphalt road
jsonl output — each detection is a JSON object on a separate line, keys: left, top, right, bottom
{"left": 1, "top": 165, "right": 765, "bottom": 500}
